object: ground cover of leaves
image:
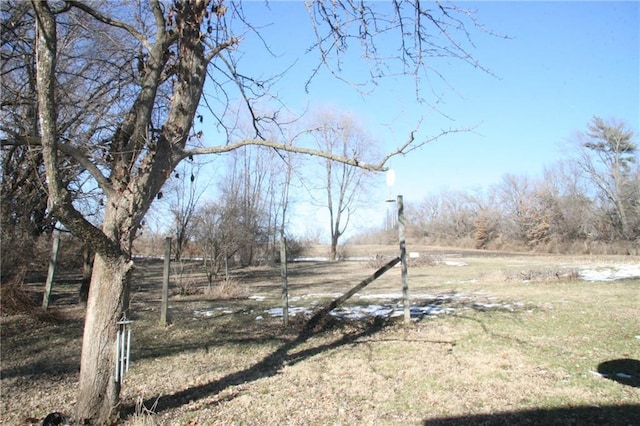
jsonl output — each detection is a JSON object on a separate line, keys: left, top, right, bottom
{"left": 1, "top": 247, "right": 639, "bottom": 425}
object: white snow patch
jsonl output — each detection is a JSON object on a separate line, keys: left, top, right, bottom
{"left": 329, "top": 305, "right": 398, "bottom": 320}
{"left": 302, "top": 292, "right": 344, "bottom": 299}
{"left": 194, "top": 307, "right": 234, "bottom": 317}
{"left": 266, "top": 306, "right": 313, "bottom": 317}
{"left": 443, "top": 261, "right": 467, "bottom": 267}
{"left": 410, "top": 306, "right": 454, "bottom": 316}
{"left": 193, "top": 310, "right": 214, "bottom": 317}
{"left": 579, "top": 264, "right": 640, "bottom": 282}
{"left": 249, "top": 295, "right": 266, "bottom": 301}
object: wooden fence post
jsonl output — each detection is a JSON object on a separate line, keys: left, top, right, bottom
{"left": 42, "top": 233, "right": 61, "bottom": 311}
{"left": 280, "top": 236, "right": 289, "bottom": 326}
{"left": 397, "top": 195, "right": 410, "bottom": 323}
{"left": 160, "top": 237, "right": 171, "bottom": 326}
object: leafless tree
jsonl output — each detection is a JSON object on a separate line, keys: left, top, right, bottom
{"left": 308, "top": 109, "right": 378, "bottom": 260}
{"left": 164, "top": 160, "right": 205, "bottom": 260}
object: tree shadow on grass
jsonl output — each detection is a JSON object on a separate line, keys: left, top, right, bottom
{"left": 597, "top": 358, "right": 640, "bottom": 387}
{"left": 121, "top": 315, "right": 393, "bottom": 417}
{"left": 424, "top": 404, "right": 640, "bottom": 425}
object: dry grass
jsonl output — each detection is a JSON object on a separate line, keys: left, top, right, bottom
{"left": 1, "top": 246, "right": 639, "bottom": 425}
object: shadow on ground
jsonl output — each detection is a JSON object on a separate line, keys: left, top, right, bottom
{"left": 597, "top": 358, "right": 640, "bottom": 387}
{"left": 424, "top": 404, "right": 640, "bottom": 425}
{"left": 122, "top": 315, "right": 393, "bottom": 417}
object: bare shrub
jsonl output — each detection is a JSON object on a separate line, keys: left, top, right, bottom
{"left": 408, "top": 253, "right": 440, "bottom": 267}
{"left": 1, "top": 231, "right": 50, "bottom": 282}
{"left": 284, "top": 237, "right": 307, "bottom": 261}
{"left": 127, "top": 397, "right": 158, "bottom": 426}
{"left": 0, "top": 267, "right": 38, "bottom": 315}
{"left": 367, "top": 254, "right": 393, "bottom": 269}
{"left": 205, "top": 277, "right": 249, "bottom": 300}
{"left": 171, "top": 261, "right": 202, "bottom": 296}
{"left": 176, "top": 278, "right": 201, "bottom": 296}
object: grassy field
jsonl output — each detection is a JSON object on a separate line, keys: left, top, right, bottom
{"left": 1, "top": 246, "right": 639, "bottom": 425}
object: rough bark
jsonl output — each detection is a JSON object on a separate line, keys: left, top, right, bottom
{"left": 75, "top": 253, "right": 133, "bottom": 424}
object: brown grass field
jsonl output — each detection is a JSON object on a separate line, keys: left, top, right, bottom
{"left": 1, "top": 245, "right": 639, "bottom": 425}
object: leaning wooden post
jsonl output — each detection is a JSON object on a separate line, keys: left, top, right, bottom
{"left": 160, "top": 237, "right": 171, "bottom": 326}
{"left": 280, "top": 236, "right": 289, "bottom": 326}
{"left": 397, "top": 195, "right": 410, "bottom": 323}
{"left": 42, "top": 233, "right": 61, "bottom": 311}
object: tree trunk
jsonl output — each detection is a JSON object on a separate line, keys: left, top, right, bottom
{"left": 330, "top": 234, "right": 339, "bottom": 262}
{"left": 75, "top": 253, "right": 133, "bottom": 424}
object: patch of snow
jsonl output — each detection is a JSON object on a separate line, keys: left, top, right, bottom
{"left": 357, "top": 292, "right": 468, "bottom": 302}
{"left": 330, "top": 304, "right": 397, "bottom": 320}
{"left": 193, "top": 310, "right": 214, "bottom": 317}
{"left": 265, "top": 306, "right": 313, "bottom": 317}
{"left": 410, "top": 306, "right": 454, "bottom": 316}
{"left": 303, "top": 292, "right": 343, "bottom": 299}
{"left": 579, "top": 264, "right": 640, "bottom": 282}
{"left": 294, "top": 257, "right": 330, "bottom": 262}
{"left": 442, "top": 260, "right": 467, "bottom": 267}
{"left": 249, "top": 295, "right": 266, "bottom": 301}
{"left": 255, "top": 315, "right": 264, "bottom": 321}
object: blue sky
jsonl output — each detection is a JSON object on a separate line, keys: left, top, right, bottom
{"left": 196, "top": 1, "right": 640, "bottom": 238}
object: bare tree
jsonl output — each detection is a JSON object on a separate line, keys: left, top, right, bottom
{"left": 26, "top": 1, "right": 494, "bottom": 422}
{"left": 575, "top": 116, "right": 638, "bottom": 239}
{"left": 165, "top": 160, "right": 205, "bottom": 260}
{"left": 308, "top": 110, "right": 378, "bottom": 260}
{"left": 193, "top": 200, "right": 239, "bottom": 284}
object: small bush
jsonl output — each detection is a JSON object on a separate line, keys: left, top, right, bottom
{"left": 205, "top": 277, "right": 249, "bottom": 300}
{"left": 1, "top": 266, "right": 39, "bottom": 315}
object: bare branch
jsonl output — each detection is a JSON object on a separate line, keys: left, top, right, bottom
{"left": 67, "top": 0, "right": 151, "bottom": 51}
{"left": 376, "top": 123, "right": 479, "bottom": 169}
{"left": 182, "top": 138, "right": 385, "bottom": 172}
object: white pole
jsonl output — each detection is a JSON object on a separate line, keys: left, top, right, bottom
{"left": 126, "top": 324, "right": 131, "bottom": 373}
{"left": 115, "top": 328, "right": 121, "bottom": 382}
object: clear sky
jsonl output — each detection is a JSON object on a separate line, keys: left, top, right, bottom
{"left": 195, "top": 1, "right": 640, "bottom": 240}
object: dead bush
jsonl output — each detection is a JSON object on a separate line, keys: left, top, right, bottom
{"left": 367, "top": 254, "right": 394, "bottom": 269}
{"left": 173, "top": 276, "right": 202, "bottom": 296}
{"left": 1, "top": 267, "right": 39, "bottom": 315}
{"left": 408, "top": 253, "right": 440, "bottom": 267}
{"left": 205, "top": 277, "right": 249, "bottom": 300}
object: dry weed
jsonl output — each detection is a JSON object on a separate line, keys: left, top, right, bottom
{"left": 205, "top": 277, "right": 250, "bottom": 299}
{"left": 1, "top": 266, "right": 39, "bottom": 315}
{"left": 126, "top": 397, "right": 158, "bottom": 426}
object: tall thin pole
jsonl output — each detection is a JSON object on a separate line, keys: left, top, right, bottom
{"left": 160, "top": 237, "right": 171, "bottom": 326}
{"left": 280, "top": 236, "right": 289, "bottom": 326}
{"left": 398, "top": 195, "right": 410, "bottom": 323}
{"left": 42, "top": 233, "right": 61, "bottom": 311}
